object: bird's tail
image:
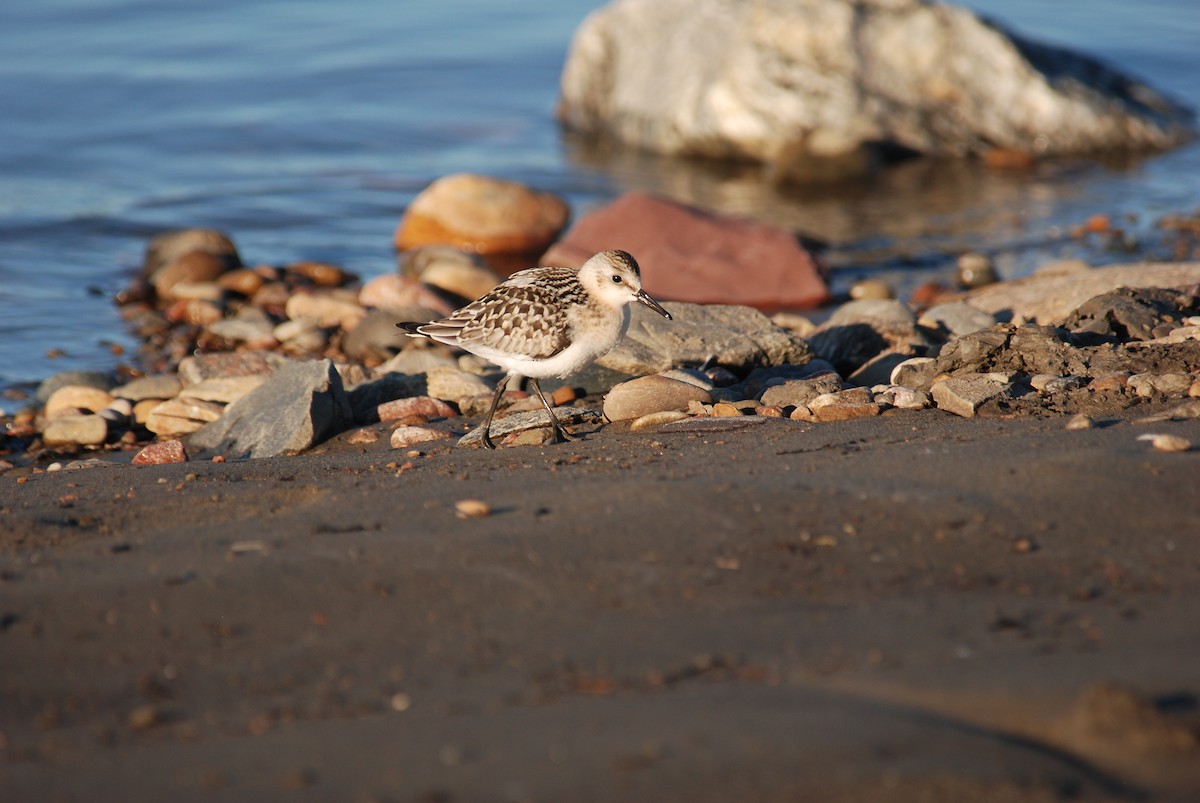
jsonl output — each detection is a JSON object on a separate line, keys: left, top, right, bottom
{"left": 395, "top": 321, "right": 427, "bottom": 337}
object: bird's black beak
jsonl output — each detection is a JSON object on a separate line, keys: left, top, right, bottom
{"left": 636, "top": 290, "right": 672, "bottom": 320}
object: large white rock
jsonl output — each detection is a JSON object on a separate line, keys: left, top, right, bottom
{"left": 558, "top": 0, "right": 1194, "bottom": 176}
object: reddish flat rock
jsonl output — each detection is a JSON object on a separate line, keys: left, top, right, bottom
{"left": 541, "top": 192, "right": 829, "bottom": 311}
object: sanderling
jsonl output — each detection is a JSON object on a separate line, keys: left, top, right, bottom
{"left": 397, "top": 249, "right": 672, "bottom": 448}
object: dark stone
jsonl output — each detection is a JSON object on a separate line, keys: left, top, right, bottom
{"left": 1060, "top": 286, "right": 1200, "bottom": 343}
{"left": 188, "top": 359, "right": 354, "bottom": 458}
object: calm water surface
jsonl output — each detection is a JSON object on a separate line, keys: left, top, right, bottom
{"left": 1, "top": 0, "right": 1197, "bottom": 390}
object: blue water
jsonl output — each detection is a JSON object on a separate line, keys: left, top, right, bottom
{"left": 2, "top": 0, "right": 1198, "bottom": 390}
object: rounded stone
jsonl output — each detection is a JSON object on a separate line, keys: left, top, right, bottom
{"left": 216, "top": 268, "right": 266, "bottom": 297}
{"left": 143, "top": 228, "right": 240, "bottom": 280}
{"left": 394, "top": 174, "right": 569, "bottom": 255}
{"left": 603, "top": 375, "right": 713, "bottom": 422}
{"left": 43, "top": 413, "right": 108, "bottom": 447}
{"left": 956, "top": 253, "right": 998, "bottom": 289}
{"left": 132, "top": 439, "right": 188, "bottom": 465}
{"left": 378, "top": 396, "right": 458, "bottom": 422}
{"left": 44, "top": 385, "right": 116, "bottom": 419}
{"left": 286, "top": 261, "right": 351, "bottom": 287}
{"left": 390, "top": 426, "right": 452, "bottom": 449}
{"left": 153, "top": 251, "right": 231, "bottom": 300}
{"left": 285, "top": 292, "right": 366, "bottom": 331}
{"left": 849, "top": 279, "right": 894, "bottom": 301}
{"left": 629, "top": 410, "right": 689, "bottom": 431}
{"left": 359, "top": 274, "right": 454, "bottom": 316}
{"left": 114, "top": 374, "right": 183, "bottom": 402}
{"left": 426, "top": 367, "right": 495, "bottom": 406}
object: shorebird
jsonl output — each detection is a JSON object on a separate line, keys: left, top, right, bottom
{"left": 397, "top": 249, "right": 671, "bottom": 448}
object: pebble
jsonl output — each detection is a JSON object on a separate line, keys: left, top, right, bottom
{"left": 1089, "top": 372, "right": 1131, "bottom": 392}
{"left": 956, "top": 252, "right": 998, "bottom": 288}
{"left": 602, "top": 375, "right": 714, "bottom": 422}
{"left": 145, "top": 398, "right": 225, "bottom": 436}
{"left": 930, "top": 374, "right": 1011, "bottom": 418}
{"left": 758, "top": 373, "right": 843, "bottom": 409}
{"left": 873, "top": 385, "right": 931, "bottom": 409}
{"left": 418, "top": 257, "right": 503, "bottom": 302}
{"left": 36, "top": 370, "right": 114, "bottom": 404}
{"left": 377, "top": 348, "right": 458, "bottom": 377}
{"left": 1133, "top": 399, "right": 1200, "bottom": 423}
{"left": 711, "top": 402, "right": 743, "bottom": 417}
{"left": 629, "top": 410, "right": 689, "bottom": 431}
{"left": 378, "top": 396, "right": 458, "bottom": 422}
{"left": 287, "top": 260, "right": 350, "bottom": 287}
{"left": 114, "top": 374, "right": 183, "bottom": 402}
{"left": 142, "top": 228, "right": 240, "bottom": 280}
{"left": 917, "top": 301, "right": 997, "bottom": 337}
{"left": 166, "top": 298, "right": 223, "bottom": 326}
{"left": 849, "top": 279, "right": 894, "bottom": 300}
{"left": 1137, "top": 433, "right": 1191, "bottom": 452}
{"left": 44, "top": 385, "right": 116, "bottom": 419}
{"left": 1065, "top": 413, "right": 1095, "bottom": 430}
{"left": 426, "top": 367, "right": 495, "bottom": 406}
{"left": 358, "top": 274, "right": 454, "bottom": 316}
{"left": 1030, "top": 374, "right": 1087, "bottom": 394}
{"left": 804, "top": 388, "right": 882, "bottom": 422}
{"left": 133, "top": 399, "right": 166, "bottom": 426}
{"left": 284, "top": 292, "right": 366, "bottom": 331}
{"left": 207, "top": 315, "right": 275, "bottom": 344}
{"left": 216, "top": 268, "right": 266, "bottom": 297}
{"left": 457, "top": 408, "right": 604, "bottom": 447}
{"left": 347, "top": 429, "right": 380, "bottom": 445}
{"left": 1127, "top": 372, "right": 1192, "bottom": 398}
{"left": 889, "top": 357, "right": 937, "bottom": 388}
{"left": 454, "top": 498, "right": 492, "bottom": 518}
{"left": 152, "top": 251, "right": 230, "bottom": 300}
{"left": 42, "top": 413, "right": 108, "bottom": 446}
{"left": 98, "top": 398, "right": 134, "bottom": 424}
{"left": 126, "top": 704, "right": 162, "bottom": 731}
{"left": 179, "top": 376, "right": 267, "bottom": 404}
{"left": 132, "top": 439, "right": 189, "bottom": 465}
{"left": 395, "top": 173, "right": 570, "bottom": 255}
{"left": 390, "top": 426, "right": 451, "bottom": 449}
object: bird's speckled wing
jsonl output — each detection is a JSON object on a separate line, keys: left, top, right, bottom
{"left": 417, "top": 267, "right": 588, "bottom": 360}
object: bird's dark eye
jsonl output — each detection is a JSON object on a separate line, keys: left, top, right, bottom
{"left": 611, "top": 274, "right": 622, "bottom": 284}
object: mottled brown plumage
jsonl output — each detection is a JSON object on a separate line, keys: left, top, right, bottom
{"left": 398, "top": 250, "right": 671, "bottom": 448}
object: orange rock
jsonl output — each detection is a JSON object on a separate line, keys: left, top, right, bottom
{"left": 551, "top": 385, "right": 577, "bottom": 406}
{"left": 395, "top": 173, "right": 569, "bottom": 255}
{"left": 982, "top": 147, "right": 1036, "bottom": 170}
{"left": 287, "top": 261, "right": 351, "bottom": 287}
{"left": 1083, "top": 213, "right": 1112, "bottom": 234}
{"left": 216, "top": 269, "right": 265, "bottom": 297}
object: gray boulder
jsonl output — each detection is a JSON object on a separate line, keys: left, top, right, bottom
{"left": 189, "top": 359, "right": 354, "bottom": 458}
{"left": 598, "top": 302, "right": 811, "bottom": 375}
{"left": 559, "top": 0, "right": 1194, "bottom": 177}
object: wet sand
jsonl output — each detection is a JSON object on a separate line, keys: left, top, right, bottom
{"left": 3, "top": 406, "right": 1199, "bottom": 802}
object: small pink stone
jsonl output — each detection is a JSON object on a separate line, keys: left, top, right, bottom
{"left": 132, "top": 439, "right": 188, "bottom": 465}
{"left": 378, "top": 396, "right": 459, "bottom": 422}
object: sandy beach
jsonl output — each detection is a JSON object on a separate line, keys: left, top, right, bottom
{"left": 4, "top": 403, "right": 1199, "bottom": 802}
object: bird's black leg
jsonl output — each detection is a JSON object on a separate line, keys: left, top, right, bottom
{"left": 529, "top": 378, "right": 574, "bottom": 444}
{"left": 480, "top": 374, "right": 511, "bottom": 450}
